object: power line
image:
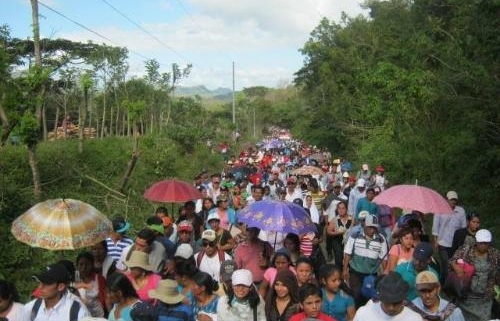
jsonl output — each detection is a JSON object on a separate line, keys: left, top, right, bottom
{"left": 37, "top": 0, "right": 159, "bottom": 64}
{"left": 99, "top": 0, "right": 192, "bottom": 65}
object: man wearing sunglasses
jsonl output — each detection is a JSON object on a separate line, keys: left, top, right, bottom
{"left": 194, "top": 230, "right": 231, "bottom": 282}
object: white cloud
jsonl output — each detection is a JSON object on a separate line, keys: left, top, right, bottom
{"left": 54, "top": 0, "right": 368, "bottom": 89}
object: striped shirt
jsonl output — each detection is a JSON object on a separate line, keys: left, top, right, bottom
{"left": 344, "top": 231, "right": 387, "bottom": 274}
{"left": 106, "top": 237, "right": 134, "bottom": 262}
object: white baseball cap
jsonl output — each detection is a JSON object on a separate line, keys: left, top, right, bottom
{"left": 232, "top": 269, "right": 253, "bottom": 286}
{"left": 475, "top": 229, "right": 492, "bottom": 243}
{"left": 446, "top": 191, "right": 458, "bottom": 200}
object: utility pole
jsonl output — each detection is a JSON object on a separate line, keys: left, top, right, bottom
{"left": 232, "top": 61, "right": 236, "bottom": 142}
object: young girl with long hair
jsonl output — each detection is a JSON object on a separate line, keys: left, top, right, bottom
{"left": 265, "top": 269, "right": 300, "bottom": 321}
{"left": 319, "top": 264, "right": 355, "bottom": 321}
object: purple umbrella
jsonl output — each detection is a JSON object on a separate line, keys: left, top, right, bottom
{"left": 237, "top": 200, "right": 317, "bottom": 235}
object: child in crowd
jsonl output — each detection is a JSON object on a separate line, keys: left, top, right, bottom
{"left": 319, "top": 264, "right": 355, "bottom": 321}
{"left": 295, "top": 256, "right": 318, "bottom": 288}
{"left": 289, "top": 283, "right": 337, "bottom": 321}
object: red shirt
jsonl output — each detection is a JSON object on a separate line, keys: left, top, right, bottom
{"left": 289, "top": 312, "right": 336, "bottom": 321}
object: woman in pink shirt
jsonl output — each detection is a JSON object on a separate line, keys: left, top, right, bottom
{"left": 124, "top": 251, "right": 161, "bottom": 303}
{"left": 384, "top": 227, "right": 414, "bottom": 273}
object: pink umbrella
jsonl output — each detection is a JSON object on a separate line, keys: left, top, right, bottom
{"left": 144, "top": 179, "right": 202, "bottom": 203}
{"left": 373, "top": 184, "right": 452, "bottom": 214}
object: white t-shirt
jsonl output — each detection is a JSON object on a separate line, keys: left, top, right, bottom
{"left": 194, "top": 251, "right": 232, "bottom": 282}
{"left": 6, "top": 302, "right": 24, "bottom": 321}
{"left": 354, "top": 301, "right": 421, "bottom": 321}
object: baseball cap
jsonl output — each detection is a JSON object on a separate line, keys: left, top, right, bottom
{"left": 362, "top": 164, "right": 369, "bottom": 171}
{"left": 415, "top": 271, "right": 439, "bottom": 290}
{"left": 206, "top": 212, "right": 221, "bottom": 222}
{"left": 216, "top": 195, "right": 228, "bottom": 203}
{"left": 342, "top": 172, "right": 350, "bottom": 178}
{"left": 364, "top": 214, "right": 379, "bottom": 229}
{"left": 220, "top": 260, "right": 238, "bottom": 282}
{"left": 356, "top": 178, "right": 366, "bottom": 188}
{"left": 446, "top": 191, "right": 458, "bottom": 200}
{"left": 413, "top": 242, "right": 433, "bottom": 261}
{"left": 358, "top": 210, "right": 369, "bottom": 221}
{"left": 33, "top": 263, "right": 71, "bottom": 284}
{"left": 174, "top": 244, "right": 194, "bottom": 259}
{"left": 112, "top": 217, "right": 130, "bottom": 234}
{"left": 475, "top": 229, "right": 492, "bottom": 243}
{"left": 177, "top": 220, "right": 193, "bottom": 232}
{"left": 201, "top": 229, "right": 217, "bottom": 242}
{"left": 232, "top": 269, "right": 253, "bottom": 286}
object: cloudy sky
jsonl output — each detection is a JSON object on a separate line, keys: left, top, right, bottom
{"left": 2, "top": 0, "right": 368, "bottom": 89}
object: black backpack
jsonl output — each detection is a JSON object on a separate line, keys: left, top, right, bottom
{"left": 31, "top": 298, "right": 80, "bottom": 321}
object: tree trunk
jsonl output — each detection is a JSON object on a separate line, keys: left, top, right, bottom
{"left": 0, "top": 99, "right": 12, "bottom": 147}
{"left": 79, "top": 89, "right": 88, "bottom": 153}
{"left": 42, "top": 103, "right": 47, "bottom": 140}
{"left": 116, "top": 122, "right": 139, "bottom": 192}
{"left": 29, "top": 0, "right": 43, "bottom": 198}
{"left": 150, "top": 112, "right": 154, "bottom": 134}
{"left": 27, "top": 145, "right": 41, "bottom": 199}
{"left": 100, "top": 68, "right": 107, "bottom": 138}
{"left": 122, "top": 113, "right": 126, "bottom": 136}
{"left": 127, "top": 111, "right": 131, "bottom": 136}
{"left": 115, "top": 100, "right": 120, "bottom": 136}
{"left": 53, "top": 105, "right": 59, "bottom": 140}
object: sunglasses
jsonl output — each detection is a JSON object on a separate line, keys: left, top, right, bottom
{"left": 202, "top": 241, "right": 216, "bottom": 247}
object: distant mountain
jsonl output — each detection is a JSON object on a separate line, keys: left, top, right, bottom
{"left": 175, "top": 85, "right": 232, "bottom": 99}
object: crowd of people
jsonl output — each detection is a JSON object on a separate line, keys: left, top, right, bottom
{"left": 1, "top": 137, "right": 499, "bottom": 321}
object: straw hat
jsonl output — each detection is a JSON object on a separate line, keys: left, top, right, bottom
{"left": 125, "top": 251, "right": 154, "bottom": 271}
{"left": 149, "top": 279, "right": 184, "bottom": 304}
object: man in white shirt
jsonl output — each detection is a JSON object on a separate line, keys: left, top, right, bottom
{"left": 432, "top": 190, "right": 466, "bottom": 282}
{"left": 354, "top": 272, "right": 421, "bottom": 321}
{"left": 348, "top": 178, "right": 366, "bottom": 218}
{"left": 23, "top": 263, "right": 91, "bottom": 321}
{"left": 194, "top": 230, "right": 231, "bottom": 282}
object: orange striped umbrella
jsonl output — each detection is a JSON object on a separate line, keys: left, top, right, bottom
{"left": 11, "top": 198, "right": 112, "bottom": 250}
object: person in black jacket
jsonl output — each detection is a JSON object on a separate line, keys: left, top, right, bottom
{"left": 450, "top": 212, "right": 480, "bottom": 256}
